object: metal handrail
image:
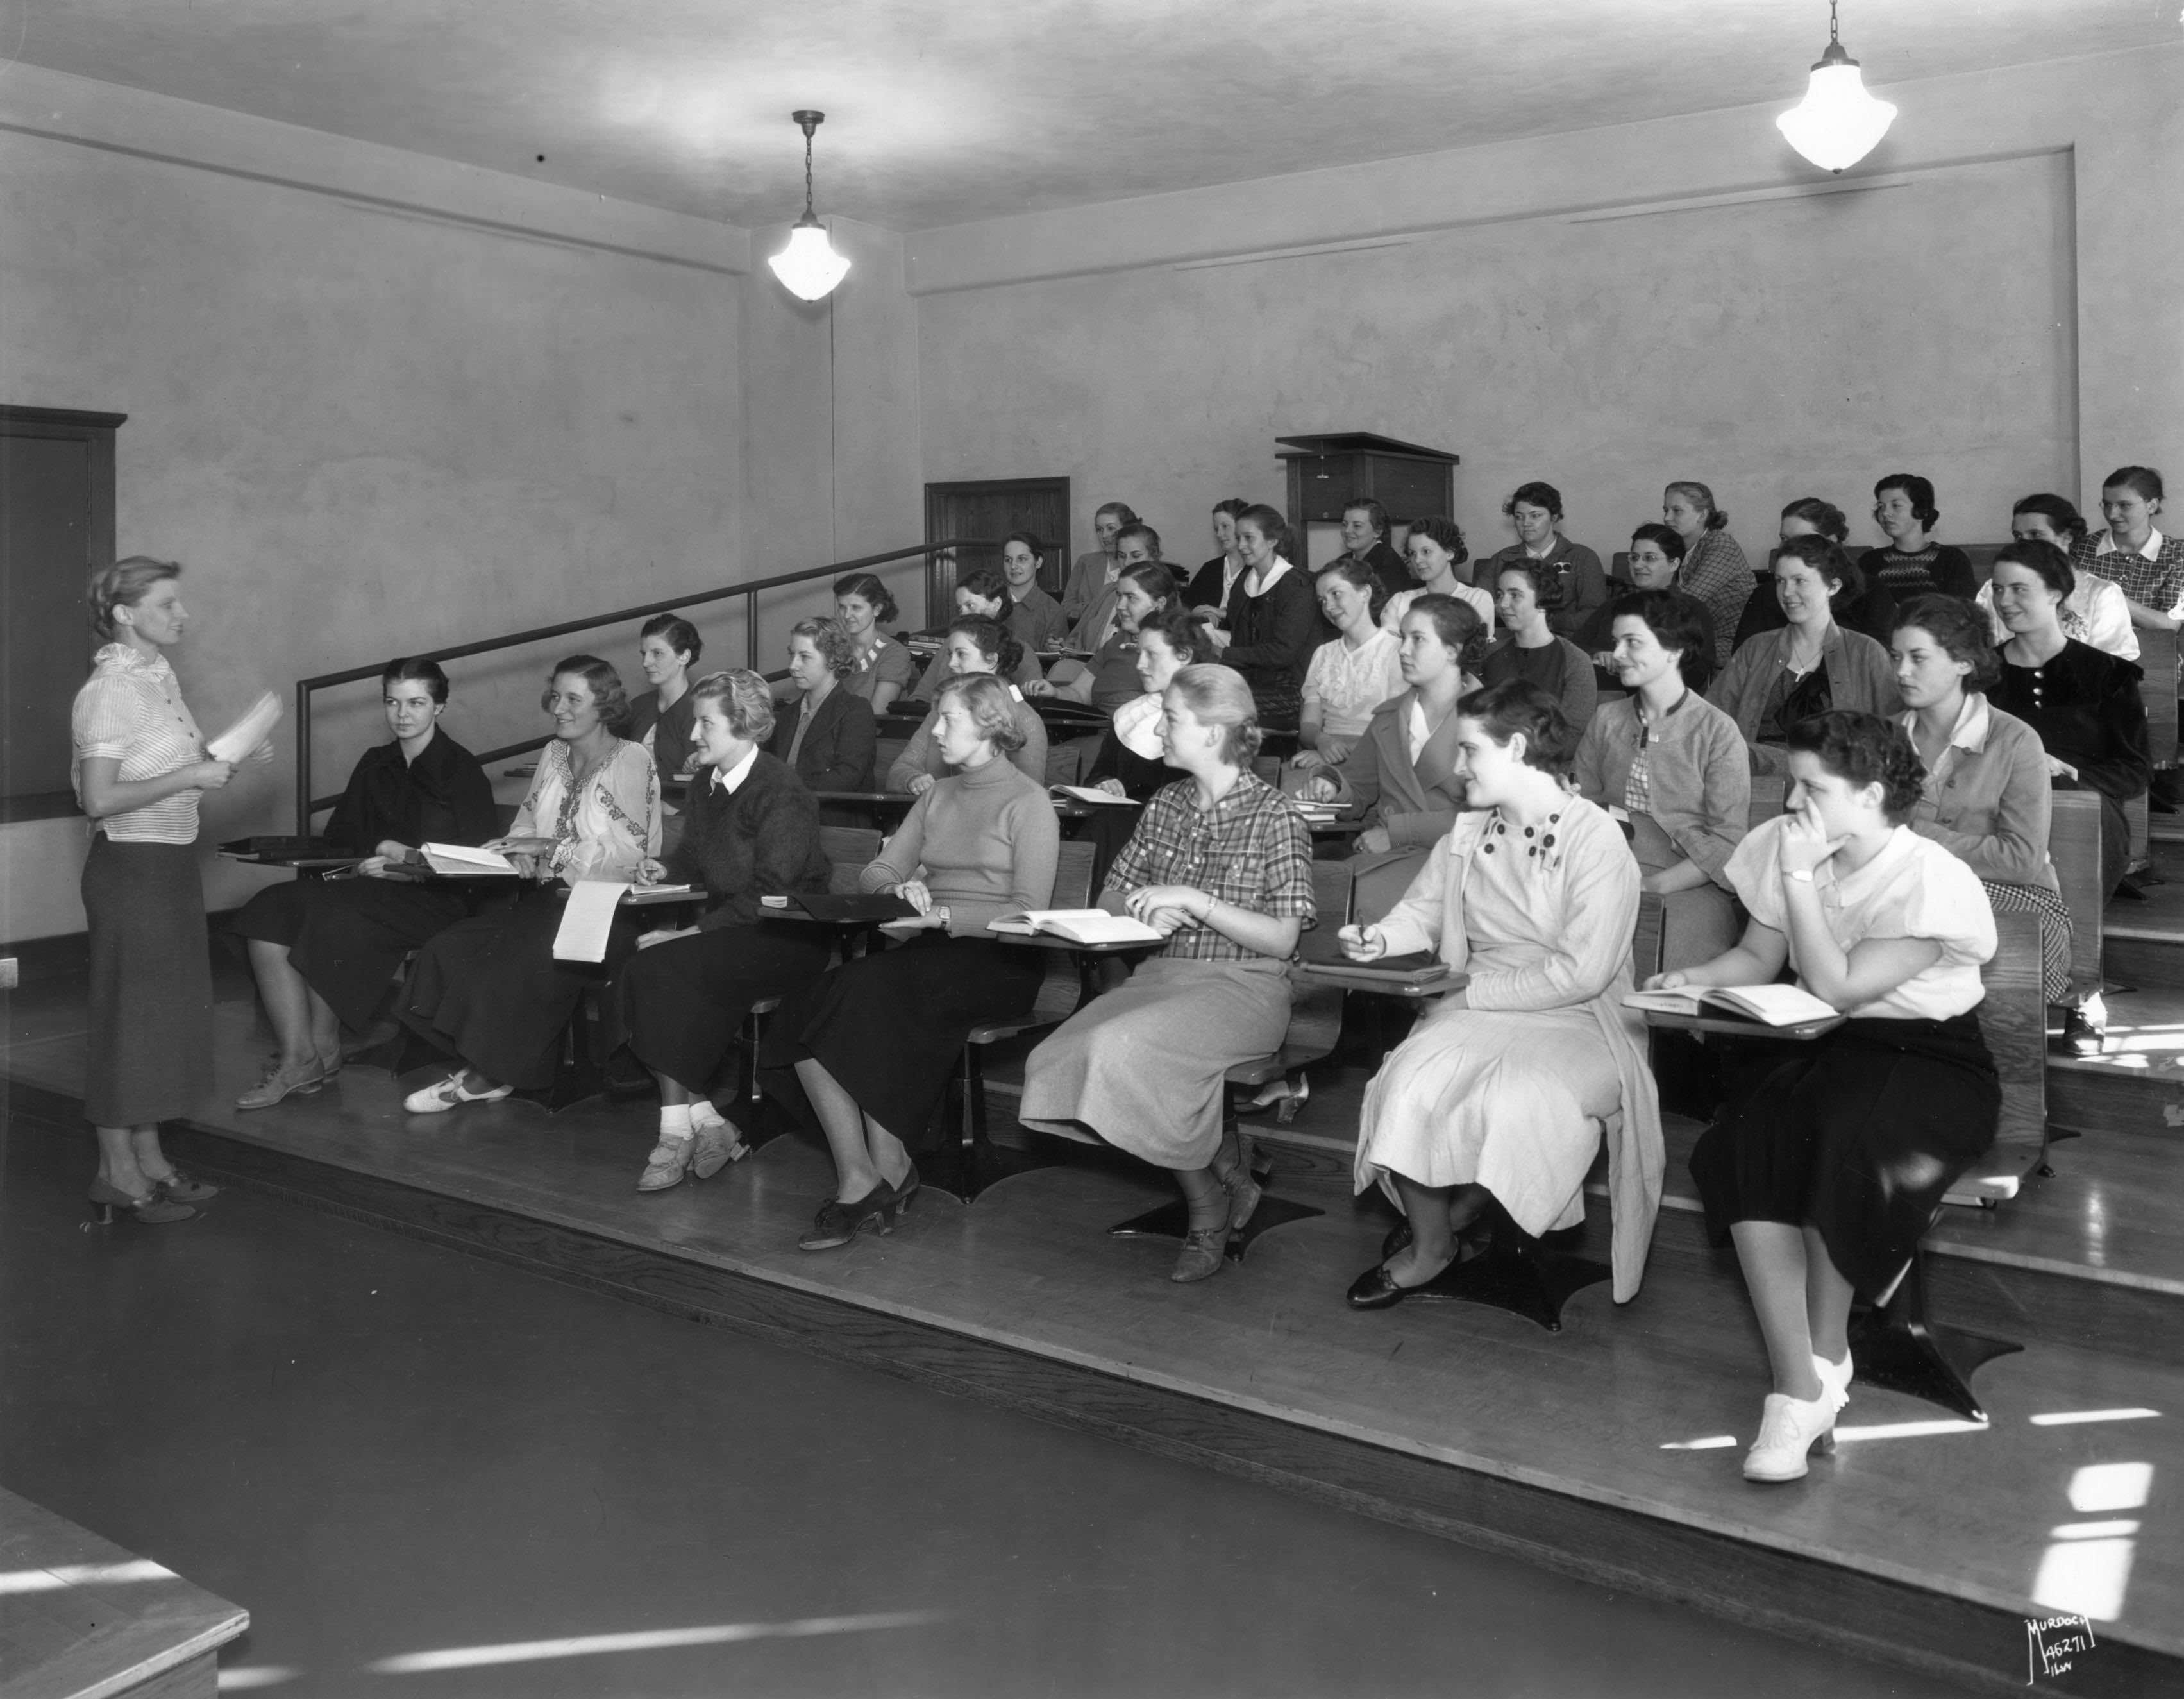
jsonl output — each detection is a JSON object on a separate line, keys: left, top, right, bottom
{"left": 294, "top": 538, "right": 991, "bottom": 830}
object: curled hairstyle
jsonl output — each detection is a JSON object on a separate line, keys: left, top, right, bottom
{"left": 1406, "top": 515, "right": 1468, "bottom": 564}
{"left": 832, "top": 571, "right": 900, "bottom": 626}
{"left": 1002, "top": 529, "right": 1046, "bottom": 558}
{"left": 1402, "top": 593, "right": 1491, "bottom": 673}
{"left": 2103, "top": 465, "right": 2165, "bottom": 505}
{"left": 1780, "top": 496, "right": 1850, "bottom": 544}
{"left": 1315, "top": 555, "right": 1388, "bottom": 624}
{"left": 1342, "top": 496, "right": 1389, "bottom": 537}
{"left": 936, "top": 672, "right": 1025, "bottom": 752}
{"left": 1628, "top": 521, "right": 1686, "bottom": 566}
{"left": 1494, "top": 556, "right": 1565, "bottom": 613}
{"left": 1455, "top": 678, "right": 1577, "bottom": 775}
{"left": 1167, "top": 663, "right": 1263, "bottom": 765}
{"left": 1876, "top": 473, "right": 1940, "bottom": 530}
{"left": 1114, "top": 521, "right": 1163, "bottom": 560}
{"left": 1893, "top": 593, "right": 1999, "bottom": 693}
{"left": 1134, "top": 607, "right": 1204, "bottom": 666}
{"left": 381, "top": 655, "right": 451, "bottom": 706}
{"left": 1609, "top": 589, "right": 1708, "bottom": 664}
{"left": 1211, "top": 498, "right": 1251, "bottom": 522}
{"left": 955, "top": 566, "right": 1011, "bottom": 610}
{"left": 1775, "top": 532, "right": 1859, "bottom": 596}
{"left": 1119, "top": 559, "right": 1180, "bottom": 610}
{"left": 1665, "top": 480, "right": 1729, "bottom": 531}
{"left": 1504, "top": 480, "right": 1564, "bottom": 521}
{"left": 1235, "top": 502, "right": 1293, "bottom": 561}
{"left": 541, "top": 654, "right": 633, "bottom": 736}
{"left": 2011, "top": 493, "right": 2088, "bottom": 550}
{"left": 1786, "top": 709, "right": 1926, "bottom": 825}
{"left": 789, "top": 616, "right": 859, "bottom": 676}
{"left": 89, "top": 556, "right": 181, "bottom": 641}
{"left": 1093, "top": 501, "right": 1140, "bottom": 530}
{"left": 1994, "top": 537, "right": 2076, "bottom": 601}
{"left": 687, "top": 668, "right": 777, "bottom": 745}
{"left": 639, "top": 613, "right": 702, "bottom": 666}
{"left": 947, "top": 614, "right": 1025, "bottom": 680}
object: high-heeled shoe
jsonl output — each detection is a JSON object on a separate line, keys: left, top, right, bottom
{"left": 87, "top": 1178, "right": 196, "bottom": 1226}
{"left": 1170, "top": 1224, "right": 1231, "bottom": 1283}
{"left": 1743, "top": 1390, "right": 1838, "bottom": 1482}
{"left": 688, "top": 1117, "right": 750, "bottom": 1181}
{"left": 1813, "top": 1350, "right": 1852, "bottom": 1413}
{"left": 403, "top": 1071, "right": 513, "bottom": 1113}
{"left": 1209, "top": 1135, "right": 1261, "bottom": 1233}
{"left": 889, "top": 1161, "right": 922, "bottom": 1215}
{"left": 798, "top": 1181, "right": 901, "bottom": 1251}
{"left": 147, "top": 1169, "right": 220, "bottom": 1204}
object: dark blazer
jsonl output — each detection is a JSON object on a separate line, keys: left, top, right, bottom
{"left": 766, "top": 686, "right": 877, "bottom": 792}
{"left": 662, "top": 752, "right": 832, "bottom": 930}
{"left": 325, "top": 730, "right": 498, "bottom": 854}
{"left": 1990, "top": 640, "right": 2151, "bottom": 805}
{"left": 1186, "top": 555, "right": 1242, "bottom": 616}
{"left": 1345, "top": 539, "right": 1411, "bottom": 602}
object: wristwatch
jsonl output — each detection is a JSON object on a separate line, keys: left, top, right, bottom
{"left": 1786, "top": 868, "right": 1816, "bottom": 884}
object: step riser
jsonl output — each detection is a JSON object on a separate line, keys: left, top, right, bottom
{"left": 2103, "top": 932, "right": 2184, "bottom": 990}
{"left": 2048, "top": 1064, "right": 2184, "bottom": 1136}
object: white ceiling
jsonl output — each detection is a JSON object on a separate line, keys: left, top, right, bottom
{"left": 1, "top": 1, "right": 2170, "bottom": 232}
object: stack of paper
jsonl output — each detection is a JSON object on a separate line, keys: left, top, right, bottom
{"left": 206, "top": 691, "right": 283, "bottom": 763}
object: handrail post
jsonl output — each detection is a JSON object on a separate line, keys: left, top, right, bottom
{"left": 294, "top": 678, "right": 313, "bottom": 837}
{"left": 746, "top": 588, "right": 758, "bottom": 673}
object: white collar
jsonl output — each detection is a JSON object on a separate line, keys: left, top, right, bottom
{"left": 2098, "top": 527, "right": 2166, "bottom": 561}
{"left": 1900, "top": 692, "right": 1990, "bottom": 756}
{"left": 1248, "top": 555, "right": 1295, "bottom": 593}
{"left": 710, "top": 746, "right": 759, "bottom": 794}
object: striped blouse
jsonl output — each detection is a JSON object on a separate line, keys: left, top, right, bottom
{"left": 70, "top": 644, "right": 205, "bottom": 845}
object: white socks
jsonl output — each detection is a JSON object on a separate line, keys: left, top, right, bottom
{"left": 658, "top": 1104, "right": 693, "bottom": 1138}
{"left": 687, "top": 1098, "right": 727, "bottom": 1131}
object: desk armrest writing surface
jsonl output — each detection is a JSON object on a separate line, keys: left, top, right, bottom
{"left": 1641, "top": 1010, "right": 1845, "bottom": 1042}
{"left": 1295, "top": 961, "right": 1466, "bottom": 998}
{"left": 991, "top": 930, "right": 1159, "bottom": 956}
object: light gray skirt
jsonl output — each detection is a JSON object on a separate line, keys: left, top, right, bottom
{"left": 1019, "top": 956, "right": 1293, "bottom": 1171}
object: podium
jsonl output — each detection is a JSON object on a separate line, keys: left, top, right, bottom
{"left": 1276, "top": 432, "right": 1461, "bottom": 545}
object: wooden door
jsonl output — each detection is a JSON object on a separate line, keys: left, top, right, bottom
{"left": 925, "top": 478, "right": 1070, "bottom": 610}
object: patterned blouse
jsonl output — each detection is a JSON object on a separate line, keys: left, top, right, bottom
{"left": 839, "top": 634, "right": 918, "bottom": 702}
{"left": 1301, "top": 628, "right": 1405, "bottom": 738}
{"left": 2074, "top": 529, "right": 2184, "bottom": 622}
{"left": 70, "top": 644, "right": 205, "bottom": 845}
{"left": 509, "top": 738, "right": 660, "bottom": 883}
{"left": 1679, "top": 529, "right": 1755, "bottom": 671}
{"left": 1107, "top": 772, "right": 1315, "bottom": 963}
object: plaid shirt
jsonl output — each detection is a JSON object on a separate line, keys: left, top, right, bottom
{"left": 2075, "top": 530, "right": 2184, "bottom": 620}
{"left": 1107, "top": 773, "right": 1315, "bottom": 961}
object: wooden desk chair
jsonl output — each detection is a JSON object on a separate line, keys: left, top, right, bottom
{"left": 736, "top": 826, "right": 885, "bottom": 1112}
{"left": 2047, "top": 790, "right": 2105, "bottom": 999}
{"left": 1747, "top": 774, "right": 1786, "bottom": 825}
{"left": 2131, "top": 625, "right": 2178, "bottom": 867}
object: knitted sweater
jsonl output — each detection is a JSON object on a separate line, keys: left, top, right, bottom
{"left": 860, "top": 754, "right": 1059, "bottom": 936}
{"left": 662, "top": 752, "right": 831, "bottom": 931}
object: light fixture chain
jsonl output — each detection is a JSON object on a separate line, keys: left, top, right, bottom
{"left": 805, "top": 129, "right": 816, "bottom": 220}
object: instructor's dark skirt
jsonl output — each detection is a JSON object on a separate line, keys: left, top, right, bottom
{"left": 759, "top": 934, "right": 1042, "bottom": 1152}
{"left": 230, "top": 875, "right": 469, "bottom": 1033}
{"left": 400, "top": 885, "right": 643, "bottom": 1091}
{"left": 1688, "top": 1011, "right": 1999, "bottom": 1301}
{"left": 82, "top": 834, "right": 213, "bottom": 1127}
{"left": 619, "top": 922, "right": 832, "bottom": 1088}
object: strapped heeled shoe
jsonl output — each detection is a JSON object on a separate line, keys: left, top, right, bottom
{"left": 798, "top": 1181, "right": 902, "bottom": 1251}
{"left": 1813, "top": 1350, "right": 1852, "bottom": 1414}
{"left": 1743, "top": 1389, "right": 1838, "bottom": 1482}
{"left": 87, "top": 1178, "right": 196, "bottom": 1226}
{"left": 402, "top": 1071, "right": 514, "bottom": 1114}
{"left": 688, "top": 1117, "right": 750, "bottom": 1181}
{"left": 637, "top": 1131, "right": 695, "bottom": 1193}
{"left": 147, "top": 1169, "right": 219, "bottom": 1205}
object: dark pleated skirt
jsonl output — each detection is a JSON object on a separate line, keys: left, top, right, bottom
{"left": 759, "top": 934, "right": 1043, "bottom": 1151}
{"left": 399, "top": 886, "right": 643, "bottom": 1090}
{"left": 81, "top": 835, "right": 213, "bottom": 1126}
{"left": 231, "top": 876, "right": 469, "bottom": 1032}
{"left": 1688, "top": 1011, "right": 1999, "bottom": 1300}
{"left": 619, "top": 922, "right": 833, "bottom": 1088}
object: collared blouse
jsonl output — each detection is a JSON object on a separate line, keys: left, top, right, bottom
{"left": 1899, "top": 695, "right": 2056, "bottom": 890}
{"left": 1107, "top": 773, "right": 1315, "bottom": 965}
{"left": 509, "top": 737, "right": 660, "bottom": 883}
{"left": 1573, "top": 692, "right": 1750, "bottom": 888}
{"left": 70, "top": 644, "right": 206, "bottom": 845}
{"left": 325, "top": 730, "right": 498, "bottom": 855}
{"left": 1301, "top": 627, "right": 1404, "bottom": 739}
{"left": 839, "top": 634, "right": 918, "bottom": 703}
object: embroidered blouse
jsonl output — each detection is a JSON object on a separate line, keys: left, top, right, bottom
{"left": 1301, "top": 629, "right": 1405, "bottom": 739}
{"left": 508, "top": 738, "right": 660, "bottom": 883}
{"left": 70, "top": 644, "right": 206, "bottom": 845}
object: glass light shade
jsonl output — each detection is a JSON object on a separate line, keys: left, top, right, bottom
{"left": 1776, "top": 61, "right": 1897, "bottom": 173}
{"left": 768, "top": 221, "right": 850, "bottom": 301}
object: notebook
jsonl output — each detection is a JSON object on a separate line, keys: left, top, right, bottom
{"left": 988, "top": 909, "right": 1163, "bottom": 945}
{"left": 789, "top": 892, "right": 921, "bottom": 923}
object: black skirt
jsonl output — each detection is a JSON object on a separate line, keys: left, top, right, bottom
{"left": 619, "top": 922, "right": 833, "bottom": 1088}
{"left": 399, "top": 886, "right": 644, "bottom": 1090}
{"left": 81, "top": 835, "right": 213, "bottom": 1127}
{"left": 759, "top": 934, "right": 1043, "bottom": 1151}
{"left": 1688, "top": 1011, "right": 1999, "bottom": 1300}
{"left": 230, "top": 876, "right": 469, "bottom": 1032}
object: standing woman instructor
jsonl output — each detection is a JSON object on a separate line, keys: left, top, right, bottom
{"left": 72, "top": 559, "right": 258, "bottom": 1222}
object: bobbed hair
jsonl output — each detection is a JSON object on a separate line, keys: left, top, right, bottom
{"left": 381, "top": 655, "right": 451, "bottom": 706}
{"left": 541, "top": 654, "right": 633, "bottom": 736}
{"left": 1780, "top": 496, "right": 1851, "bottom": 544}
{"left": 1455, "top": 678, "right": 1578, "bottom": 775}
{"left": 1093, "top": 501, "right": 1140, "bottom": 530}
{"left": 1786, "top": 709, "right": 1926, "bottom": 824}
{"left": 1892, "top": 593, "right": 2000, "bottom": 693}
{"left": 1875, "top": 473, "right": 1941, "bottom": 530}
{"left": 1493, "top": 556, "right": 1565, "bottom": 613}
{"left": 89, "top": 556, "right": 181, "bottom": 640}
{"left": 1992, "top": 538, "right": 2076, "bottom": 602}
{"left": 946, "top": 614, "right": 1025, "bottom": 680}
{"left": 1628, "top": 521, "right": 1686, "bottom": 565}
{"left": 1665, "top": 480, "right": 1729, "bottom": 531}
{"left": 1114, "top": 521, "right": 1163, "bottom": 560}
{"left": 1315, "top": 555, "right": 1388, "bottom": 625}
{"left": 1400, "top": 593, "right": 1491, "bottom": 673}
{"left": 1342, "top": 495, "right": 1390, "bottom": 536}
{"left": 1166, "top": 663, "right": 1263, "bottom": 765}
{"left": 2101, "top": 466, "right": 2164, "bottom": 505}
{"left": 2010, "top": 493, "right": 2088, "bottom": 550}
{"left": 1134, "top": 607, "right": 1204, "bottom": 666}
{"left": 788, "top": 616, "right": 859, "bottom": 677}
{"left": 1001, "top": 529, "right": 1046, "bottom": 558}
{"left": 1406, "top": 515, "right": 1468, "bottom": 564}
{"left": 955, "top": 566, "right": 1011, "bottom": 609}
{"left": 687, "top": 668, "right": 777, "bottom": 745}
{"left": 1235, "top": 503, "right": 1293, "bottom": 561}
{"left": 1504, "top": 481, "right": 1564, "bottom": 521}
{"left": 1609, "top": 589, "right": 1708, "bottom": 664}
{"left": 639, "top": 613, "right": 702, "bottom": 666}
{"left": 1118, "top": 559, "right": 1180, "bottom": 611}
{"left": 1774, "top": 532, "right": 1857, "bottom": 595}
{"left": 936, "top": 672, "right": 1026, "bottom": 752}
{"left": 832, "top": 571, "right": 900, "bottom": 626}
{"left": 1210, "top": 498, "right": 1251, "bottom": 521}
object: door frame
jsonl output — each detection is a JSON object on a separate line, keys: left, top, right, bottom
{"left": 924, "top": 477, "right": 1071, "bottom": 611}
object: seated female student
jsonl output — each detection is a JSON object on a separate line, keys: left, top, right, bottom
{"left": 628, "top": 614, "right": 703, "bottom": 784}
{"left": 1186, "top": 498, "right": 1252, "bottom": 621}
{"left": 1483, "top": 481, "right": 1608, "bottom": 640}
{"left": 1574, "top": 525, "right": 1718, "bottom": 695}
{"left": 832, "top": 571, "right": 916, "bottom": 714}
{"left": 1861, "top": 473, "right": 1977, "bottom": 602}
{"left": 617, "top": 670, "right": 834, "bottom": 1192}
{"left": 1987, "top": 541, "right": 2151, "bottom": 902}
{"left": 1020, "top": 664, "right": 1315, "bottom": 1283}
{"left": 761, "top": 673, "right": 1059, "bottom": 1250}
{"left": 887, "top": 616, "right": 1049, "bottom": 791}
{"left": 1892, "top": 594, "right": 2073, "bottom": 1013}
{"left": 1382, "top": 515, "right": 1492, "bottom": 636}
{"left": 766, "top": 617, "right": 877, "bottom": 793}
{"left": 1062, "top": 501, "right": 1137, "bottom": 629}
{"left": 1302, "top": 595, "right": 1488, "bottom": 920}
{"left": 998, "top": 530, "right": 1069, "bottom": 658}
{"left": 1976, "top": 494, "right": 2135, "bottom": 659}
{"left": 230, "top": 657, "right": 498, "bottom": 1110}
{"left": 1341, "top": 679, "right": 1661, "bottom": 1310}
{"left": 2072, "top": 465, "right": 2184, "bottom": 632}
{"left": 1029, "top": 559, "right": 1177, "bottom": 712}
{"left": 912, "top": 568, "right": 1046, "bottom": 695}
{"left": 1709, "top": 536, "right": 1899, "bottom": 775}
{"left": 1658, "top": 711, "right": 1999, "bottom": 1483}
{"left": 1289, "top": 557, "right": 1404, "bottom": 787}
{"left": 1735, "top": 500, "right": 1896, "bottom": 651}
{"left": 399, "top": 655, "right": 660, "bottom": 1112}
{"left": 1069, "top": 520, "right": 1164, "bottom": 653}
{"left": 1663, "top": 480, "right": 1753, "bottom": 673}
{"left": 1201, "top": 504, "right": 1320, "bottom": 732}
{"left": 1481, "top": 559, "right": 1599, "bottom": 730}
{"left": 1080, "top": 607, "right": 1203, "bottom": 890}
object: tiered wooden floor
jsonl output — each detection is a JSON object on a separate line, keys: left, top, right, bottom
{"left": 5, "top": 953, "right": 2182, "bottom": 1696}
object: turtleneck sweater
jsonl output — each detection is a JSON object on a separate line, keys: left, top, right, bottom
{"left": 859, "top": 751, "right": 1059, "bottom": 934}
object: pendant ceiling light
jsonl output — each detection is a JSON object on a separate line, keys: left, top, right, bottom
{"left": 1775, "top": 1, "right": 1897, "bottom": 174}
{"left": 768, "top": 110, "right": 850, "bottom": 301}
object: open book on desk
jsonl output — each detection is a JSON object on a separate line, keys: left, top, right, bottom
{"left": 1624, "top": 983, "right": 1840, "bottom": 1029}
{"left": 988, "top": 909, "right": 1163, "bottom": 945}
{"left": 419, "top": 842, "right": 522, "bottom": 876}
{"left": 1050, "top": 785, "right": 1139, "bottom": 807}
